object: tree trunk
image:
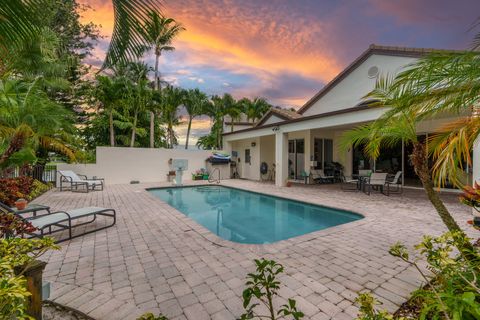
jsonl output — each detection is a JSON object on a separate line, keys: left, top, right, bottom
{"left": 130, "top": 111, "right": 138, "bottom": 147}
{"left": 185, "top": 116, "right": 193, "bottom": 149}
{"left": 154, "top": 51, "right": 160, "bottom": 91}
{"left": 151, "top": 52, "right": 161, "bottom": 148}
{"left": 109, "top": 109, "right": 115, "bottom": 147}
{"left": 168, "top": 123, "right": 173, "bottom": 149}
{"left": 149, "top": 111, "right": 155, "bottom": 148}
{"left": 410, "top": 142, "right": 463, "bottom": 234}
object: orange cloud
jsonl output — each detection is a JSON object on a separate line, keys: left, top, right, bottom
{"left": 78, "top": 0, "right": 342, "bottom": 87}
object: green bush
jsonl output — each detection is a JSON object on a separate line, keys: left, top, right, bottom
{"left": 26, "top": 180, "right": 51, "bottom": 202}
{"left": 356, "top": 232, "right": 480, "bottom": 320}
{"left": 0, "top": 237, "right": 58, "bottom": 319}
{"left": 0, "top": 177, "right": 50, "bottom": 206}
{"left": 240, "top": 259, "right": 304, "bottom": 320}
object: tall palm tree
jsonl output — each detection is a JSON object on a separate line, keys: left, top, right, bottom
{"left": 114, "top": 61, "right": 151, "bottom": 147}
{"left": 183, "top": 88, "right": 208, "bottom": 149}
{"left": 222, "top": 94, "right": 240, "bottom": 133}
{"left": 239, "top": 97, "right": 271, "bottom": 123}
{"left": 161, "top": 85, "right": 183, "bottom": 148}
{"left": 139, "top": 11, "right": 184, "bottom": 148}
{"left": 95, "top": 75, "right": 124, "bottom": 146}
{"left": 209, "top": 95, "right": 226, "bottom": 149}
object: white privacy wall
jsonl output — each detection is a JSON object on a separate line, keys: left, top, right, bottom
{"left": 57, "top": 147, "right": 227, "bottom": 185}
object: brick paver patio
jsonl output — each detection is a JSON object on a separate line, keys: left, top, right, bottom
{"left": 37, "top": 180, "right": 474, "bottom": 320}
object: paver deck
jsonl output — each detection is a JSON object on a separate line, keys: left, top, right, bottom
{"left": 37, "top": 180, "right": 474, "bottom": 319}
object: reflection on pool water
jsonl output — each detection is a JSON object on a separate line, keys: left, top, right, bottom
{"left": 148, "top": 185, "right": 363, "bottom": 244}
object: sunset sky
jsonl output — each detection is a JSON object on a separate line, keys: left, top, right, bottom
{"left": 79, "top": 0, "right": 480, "bottom": 146}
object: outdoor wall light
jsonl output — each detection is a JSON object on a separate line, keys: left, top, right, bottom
{"left": 272, "top": 126, "right": 280, "bottom": 132}
{"left": 251, "top": 142, "right": 256, "bottom": 147}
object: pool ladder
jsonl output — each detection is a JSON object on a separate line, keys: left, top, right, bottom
{"left": 208, "top": 168, "right": 221, "bottom": 184}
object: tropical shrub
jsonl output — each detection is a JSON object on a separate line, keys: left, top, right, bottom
{"left": 355, "top": 232, "right": 480, "bottom": 320}
{"left": 137, "top": 313, "right": 169, "bottom": 320}
{"left": 355, "top": 292, "right": 399, "bottom": 320}
{"left": 0, "top": 236, "right": 58, "bottom": 320}
{"left": 460, "top": 181, "right": 480, "bottom": 213}
{"left": 240, "top": 259, "right": 304, "bottom": 320}
{"left": 0, "top": 177, "right": 50, "bottom": 206}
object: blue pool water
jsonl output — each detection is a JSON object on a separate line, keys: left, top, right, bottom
{"left": 148, "top": 185, "right": 363, "bottom": 244}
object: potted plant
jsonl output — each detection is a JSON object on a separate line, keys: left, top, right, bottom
{"left": 14, "top": 198, "right": 28, "bottom": 210}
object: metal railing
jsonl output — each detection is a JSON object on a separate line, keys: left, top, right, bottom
{"left": 208, "top": 168, "right": 221, "bottom": 184}
{"left": 0, "top": 164, "right": 57, "bottom": 183}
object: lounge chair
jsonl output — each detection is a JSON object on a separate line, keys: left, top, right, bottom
{"left": 311, "top": 169, "right": 335, "bottom": 184}
{"left": 363, "top": 172, "right": 388, "bottom": 195}
{"left": 1, "top": 202, "right": 115, "bottom": 242}
{"left": 58, "top": 170, "right": 104, "bottom": 192}
{"left": 385, "top": 171, "right": 402, "bottom": 195}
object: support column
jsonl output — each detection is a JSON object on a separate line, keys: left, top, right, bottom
{"left": 473, "top": 137, "right": 480, "bottom": 186}
{"left": 304, "top": 130, "right": 312, "bottom": 174}
{"left": 275, "top": 131, "right": 288, "bottom": 187}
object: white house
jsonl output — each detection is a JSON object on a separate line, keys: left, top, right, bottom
{"left": 223, "top": 44, "right": 478, "bottom": 187}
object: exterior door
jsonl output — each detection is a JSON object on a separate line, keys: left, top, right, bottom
{"left": 288, "top": 139, "right": 304, "bottom": 179}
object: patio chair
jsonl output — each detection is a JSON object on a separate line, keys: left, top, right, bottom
{"left": 311, "top": 169, "right": 335, "bottom": 184}
{"left": 363, "top": 172, "right": 389, "bottom": 195}
{"left": 340, "top": 175, "right": 359, "bottom": 191}
{"left": 1, "top": 202, "right": 116, "bottom": 242}
{"left": 58, "top": 170, "right": 104, "bottom": 193}
{"left": 385, "top": 171, "right": 403, "bottom": 195}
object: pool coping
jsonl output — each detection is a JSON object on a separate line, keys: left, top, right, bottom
{"left": 144, "top": 182, "right": 371, "bottom": 251}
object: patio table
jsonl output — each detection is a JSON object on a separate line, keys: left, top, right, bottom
{"left": 11, "top": 204, "right": 51, "bottom": 217}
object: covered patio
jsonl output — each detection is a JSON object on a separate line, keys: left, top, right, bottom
{"left": 224, "top": 107, "right": 477, "bottom": 189}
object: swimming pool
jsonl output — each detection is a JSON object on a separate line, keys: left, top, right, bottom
{"left": 148, "top": 185, "right": 363, "bottom": 244}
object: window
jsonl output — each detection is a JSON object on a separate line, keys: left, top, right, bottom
{"left": 245, "top": 149, "right": 251, "bottom": 164}
{"left": 314, "top": 138, "right": 333, "bottom": 169}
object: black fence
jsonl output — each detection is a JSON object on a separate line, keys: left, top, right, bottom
{"left": 0, "top": 164, "right": 57, "bottom": 183}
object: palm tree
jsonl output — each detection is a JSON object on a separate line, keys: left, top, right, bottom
{"left": 368, "top": 51, "right": 480, "bottom": 187}
{"left": 183, "top": 88, "right": 208, "bottom": 149}
{"left": 1, "top": 0, "right": 163, "bottom": 71}
{"left": 115, "top": 61, "right": 151, "bottom": 147}
{"left": 0, "top": 77, "right": 76, "bottom": 166}
{"left": 95, "top": 75, "right": 124, "bottom": 146}
{"left": 341, "top": 105, "right": 462, "bottom": 235}
{"left": 222, "top": 94, "right": 240, "bottom": 133}
{"left": 161, "top": 85, "right": 183, "bottom": 148}
{"left": 209, "top": 95, "right": 226, "bottom": 149}
{"left": 240, "top": 97, "right": 271, "bottom": 123}
{"left": 139, "top": 11, "right": 184, "bottom": 148}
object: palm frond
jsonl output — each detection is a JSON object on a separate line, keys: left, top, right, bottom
{"left": 0, "top": 0, "right": 43, "bottom": 74}
{"left": 429, "top": 117, "right": 480, "bottom": 187}
{"left": 103, "top": 0, "right": 162, "bottom": 68}
{"left": 38, "top": 136, "right": 75, "bottom": 160}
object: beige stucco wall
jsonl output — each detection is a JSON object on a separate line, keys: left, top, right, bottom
{"left": 230, "top": 138, "right": 261, "bottom": 180}
{"left": 260, "top": 135, "right": 275, "bottom": 178}
{"left": 302, "top": 54, "right": 417, "bottom": 116}
{"left": 57, "top": 147, "right": 227, "bottom": 185}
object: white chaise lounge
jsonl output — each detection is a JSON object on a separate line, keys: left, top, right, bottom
{"left": 58, "top": 170, "right": 104, "bottom": 192}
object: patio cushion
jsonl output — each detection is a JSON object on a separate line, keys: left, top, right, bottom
{"left": 29, "top": 207, "right": 108, "bottom": 228}
{"left": 85, "top": 180, "right": 103, "bottom": 185}
{"left": 30, "top": 212, "right": 70, "bottom": 228}
{"left": 66, "top": 207, "right": 108, "bottom": 219}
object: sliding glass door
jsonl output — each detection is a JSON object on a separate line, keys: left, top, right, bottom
{"left": 288, "top": 139, "right": 304, "bottom": 179}
{"left": 314, "top": 138, "right": 333, "bottom": 170}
